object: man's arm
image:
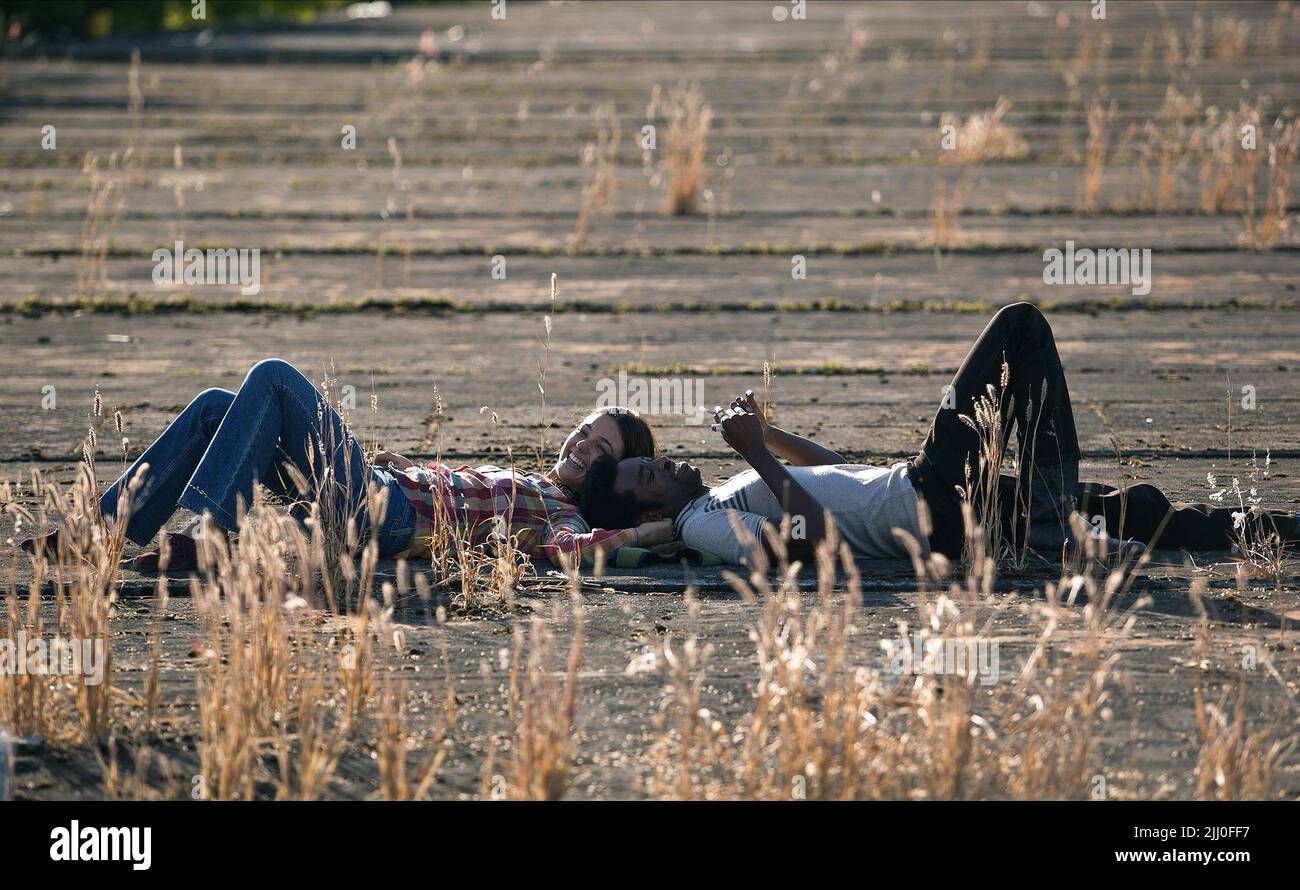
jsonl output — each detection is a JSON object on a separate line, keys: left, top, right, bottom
{"left": 743, "top": 449, "right": 829, "bottom": 561}
{"left": 716, "top": 407, "right": 829, "bottom": 562}
{"left": 764, "top": 426, "right": 846, "bottom": 467}
{"left": 729, "top": 391, "right": 845, "bottom": 466}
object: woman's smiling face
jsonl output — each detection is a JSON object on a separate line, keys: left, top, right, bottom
{"left": 553, "top": 412, "right": 626, "bottom": 487}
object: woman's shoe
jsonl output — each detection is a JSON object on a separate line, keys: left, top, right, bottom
{"left": 18, "top": 529, "right": 61, "bottom": 559}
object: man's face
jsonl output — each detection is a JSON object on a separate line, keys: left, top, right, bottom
{"left": 613, "top": 455, "right": 703, "bottom": 520}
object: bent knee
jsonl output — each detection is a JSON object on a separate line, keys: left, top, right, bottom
{"left": 1111, "top": 482, "right": 1170, "bottom": 510}
{"left": 248, "top": 357, "right": 295, "bottom": 378}
{"left": 244, "top": 358, "right": 319, "bottom": 405}
{"left": 193, "top": 387, "right": 235, "bottom": 412}
{"left": 994, "top": 301, "right": 1046, "bottom": 328}
{"left": 1126, "top": 482, "right": 1166, "bottom": 502}
{"left": 245, "top": 358, "right": 307, "bottom": 391}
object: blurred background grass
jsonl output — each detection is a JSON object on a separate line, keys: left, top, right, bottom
{"left": 0, "top": 0, "right": 451, "bottom": 40}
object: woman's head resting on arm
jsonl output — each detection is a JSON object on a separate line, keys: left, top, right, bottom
{"left": 551, "top": 407, "right": 656, "bottom": 488}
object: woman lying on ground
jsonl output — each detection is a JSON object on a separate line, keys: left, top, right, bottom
{"left": 21, "top": 358, "right": 673, "bottom": 572}
{"left": 579, "top": 303, "right": 1300, "bottom": 566}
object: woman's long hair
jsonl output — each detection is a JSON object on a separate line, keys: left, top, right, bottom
{"left": 594, "top": 406, "right": 656, "bottom": 461}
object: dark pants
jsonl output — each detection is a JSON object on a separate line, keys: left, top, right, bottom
{"left": 907, "top": 304, "right": 1299, "bottom": 557}
{"left": 980, "top": 476, "right": 1297, "bottom": 551}
{"left": 907, "top": 302, "right": 1080, "bottom": 558}
{"left": 1074, "top": 481, "right": 1298, "bottom": 551}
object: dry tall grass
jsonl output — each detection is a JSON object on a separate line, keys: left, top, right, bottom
{"left": 1118, "top": 85, "right": 1296, "bottom": 248}
{"left": 1199, "top": 102, "right": 1258, "bottom": 213}
{"left": 1079, "top": 99, "right": 1117, "bottom": 212}
{"left": 1194, "top": 100, "right": 1299, "bottom": 247}
{"left": 77, "top": 50, "right": 146, "bottom": 297}
{"left": 1248, "top": 117, "right": 1298, "bottom": 249}
{"left": 1156, "top": 87, "right": 1199, "bottom": 210}
{"left": 1187, "top": 584, "right": 1291, "bottom": 800}
{"left": 186, "top": 494, "right": 454, "bottom": 800}
{"left": 645, "top": 516, "right": 1141, "bottom": 800}
{"left": 2, "top": 391, "right": 136, "bottom": 745}
{"left": 1211, "top": 17, "right": 1251, "bottom": 63}
{"left": 652, "top": 83, "right": 713, "bottom": 216}
{"left": 491, "top": 602, "right": 585, "bottom": 800}
{"left": 571, "top": 103, "right": 620, "bottom": 252}
{"left": 78, "top": 150, "right": 132, "bottom": 296}
{"left": 931, "top": 98, "right": 1027, "bottom": 247}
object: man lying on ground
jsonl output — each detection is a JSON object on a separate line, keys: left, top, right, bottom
{"left": 579, "top": 302, "right": 1300, "bottom": 567}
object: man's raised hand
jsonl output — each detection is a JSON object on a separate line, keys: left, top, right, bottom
{"left": 738, "top": 390, "right": 770, "bottom": 437}
{"left": 712, "top": 401, "right": 768, "bottom": 461}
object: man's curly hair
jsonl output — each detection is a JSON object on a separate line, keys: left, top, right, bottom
{"left": 578, "top": 453, "right": 654, "bottom": 530}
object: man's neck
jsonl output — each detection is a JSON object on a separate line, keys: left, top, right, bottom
{"left": 669, "top": 483, "right": 710, "bottom": 522}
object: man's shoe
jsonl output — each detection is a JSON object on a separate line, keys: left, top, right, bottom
{"left": 1019, "top": 461, "right": 1080, "bottom": 553}
{"left": 130, "top": 534, "right": 201, "bottom": 573}
{"left": 1026, "top": 505, "right": 1145, "bottom": 568}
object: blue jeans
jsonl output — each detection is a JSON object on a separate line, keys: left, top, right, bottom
{"left": 98, "top": 359, "right": 415, "bottom": 557}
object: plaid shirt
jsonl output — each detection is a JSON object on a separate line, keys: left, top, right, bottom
{"left": 388, "top": 463, "right": 638, "bottom": 565}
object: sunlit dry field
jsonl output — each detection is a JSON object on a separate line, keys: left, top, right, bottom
{"left": 1, "top": 0, "right": 1298, "bottom": 800}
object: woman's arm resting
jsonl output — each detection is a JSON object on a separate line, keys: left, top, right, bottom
{"left": 539, "top": 523, "right": 639, "bottom": 566}
{"left": 633, "top": 519, "right": 676, "bottom": 548}
{"left": 372, "top": 450, "right": 415, "bottom": 470}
